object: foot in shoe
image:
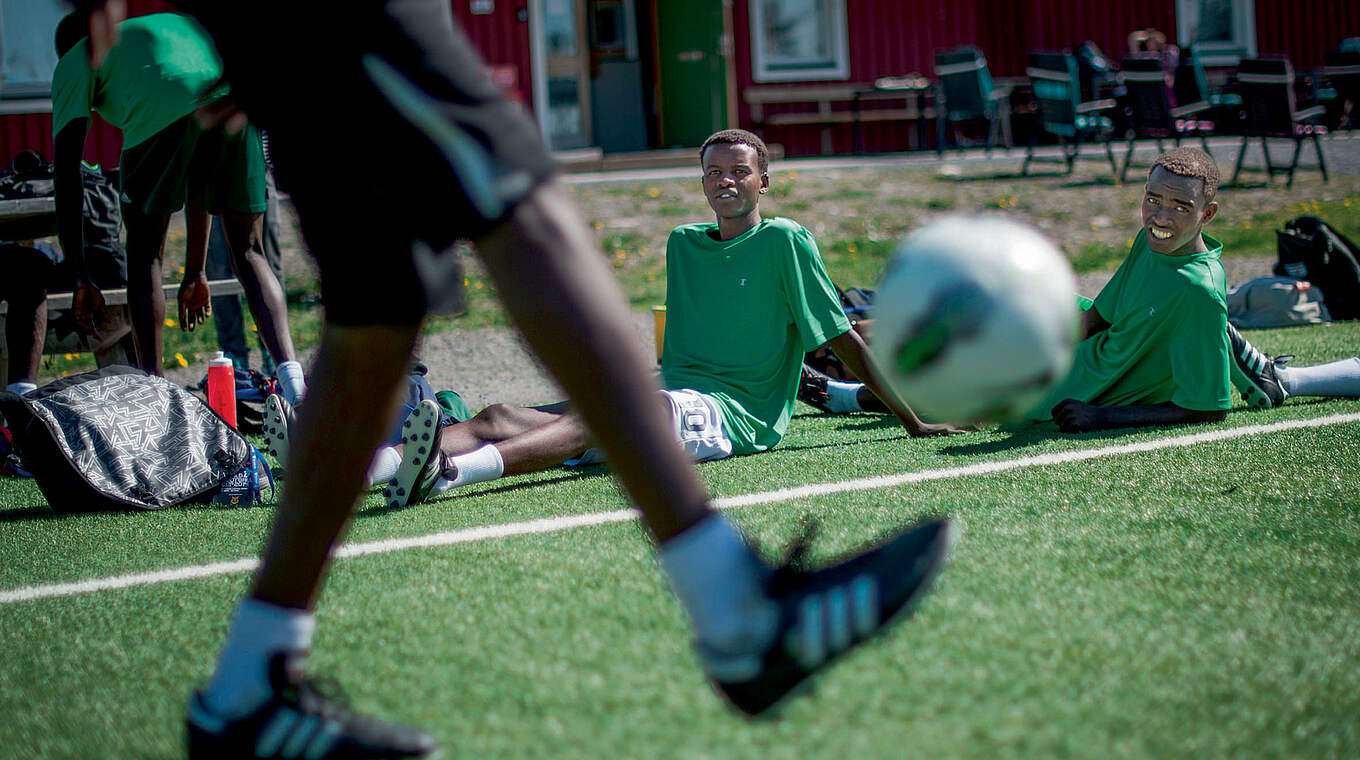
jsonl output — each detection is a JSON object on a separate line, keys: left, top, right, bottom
{"left": 263, "top": 394, "right": 294, "bottom": 469}
{"left": 186, "top": 652, "right": 438, "bottom": 759}
{"left": 383, "top": 399, "right": 446, "bottom": 509}
{"left": 706, "top": 518, "right": 954, "bottom": 717}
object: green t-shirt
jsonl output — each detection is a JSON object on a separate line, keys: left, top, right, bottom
{"left": 52, "top": 14, "right": 226, "bottom": 150}
{"left": 1029, "top": 230, "right": 1231, "bottom": 419}
{"left": 661, "top": 217, "right": 851, "bottom": 454}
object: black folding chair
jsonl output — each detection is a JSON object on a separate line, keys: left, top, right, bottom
{"left": 1231, "top": 56, "right": 1328, "bottom": 188}
{"left": 1021, "top": 51, "right": 1118, "bottom": 177}
{"left": 1118, "top": 55, "right": 1214, "bottom": 182}
{"left": 1322, "top": 49, "right": 1360, "bottom": 131}
{"left": 933, "top": 46, "right": 1012, "bottom": 156}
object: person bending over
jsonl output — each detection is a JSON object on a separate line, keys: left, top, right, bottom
{"left": 52, "top": 12, "right": 304, "bottom": 404}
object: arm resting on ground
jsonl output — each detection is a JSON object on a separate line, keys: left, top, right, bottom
{"left": 827, "top": 329, "right": 963, "bottom": 436}
{"left": 1051, "top": 399, "right": 1226, "bottom": 433}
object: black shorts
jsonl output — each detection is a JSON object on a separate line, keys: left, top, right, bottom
{"left": 119, "top": 116, "right": 268, "bottom": 217}
{"left": 180, "top": 0, "right": 559, "bottom": 325}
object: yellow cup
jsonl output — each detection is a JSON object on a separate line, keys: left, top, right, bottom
{"left": 652, "top": 305, "right": 666, "bottom": 363}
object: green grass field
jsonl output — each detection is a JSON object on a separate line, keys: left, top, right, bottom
{"left": 3, "top": 321, "right": 1359, "bottom": 759}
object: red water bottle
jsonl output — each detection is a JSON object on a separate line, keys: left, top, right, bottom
{"left": 207, "top": 351, "right": 237, "bottom": 429}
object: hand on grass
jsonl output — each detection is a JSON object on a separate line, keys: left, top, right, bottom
{"left": 178, "top": 275, "right": 212, "bottom": 332}
{"left": 904, "top": 419, "right": 971, "bottom": 437}
{"left": 1051, "top": 399, "right": 1104, "bottom": 433}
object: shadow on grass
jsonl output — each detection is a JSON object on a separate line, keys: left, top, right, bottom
{"left": 0, "top": 505, "right": 60, "bottom": 523}
{"left": 353, "top": 466, "right": 613, "bottom": 517}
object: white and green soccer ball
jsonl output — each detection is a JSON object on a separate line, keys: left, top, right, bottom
{"left": 870, "top": 215, "right": 1079, "bottom": 424}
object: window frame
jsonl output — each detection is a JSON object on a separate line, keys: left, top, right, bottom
{"left": 1175, "top": 0, "right": 1257, "bottom": 66}
{"left": 749, "top": 0, "right": 850, "bottom": 83}
{"left": 0, "top": 0, "right": 65, "bottom": 101}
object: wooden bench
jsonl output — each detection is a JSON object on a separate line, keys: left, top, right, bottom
{"left": 0, "top": 278, "right": 244, "bottom": 386}
{"left": 743, "top": 79, "right": 937, "bottom": 154}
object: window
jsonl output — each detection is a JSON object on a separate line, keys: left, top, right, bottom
{"left": 0, "top": 0, "right": 64, "bottom": 100}
{"left": 750, "top": 0, "right": 849, "bottom": 83}
{"left": 1176, "top": 0, "right": 1256, "bottom": 66}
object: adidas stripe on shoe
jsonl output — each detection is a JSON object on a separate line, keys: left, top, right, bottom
{"left": 187, "top": 653, "right": 438, "bottom": 759}
{"left": 1227, "top": 323, "right": 1289, "bottom": 409}
{"left": 706, "top": 517, "right": 953, "bottom": 717}
{"left": 383, "top": 399, "right": 446, "bottom": 509}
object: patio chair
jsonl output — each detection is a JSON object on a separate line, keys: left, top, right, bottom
{"left": 933, "top": 46, "right": 1012, "bottom": 156}
{"left": 1230, "top": 56, "right": 1328, "bottom": 188}
{"left": 1118, "top": 55, "right": 1214, "bottom": 182}
{"left": 1021, "top": 51, "right": 1118, "bottom": 177}
{"left": 1172, "top": 46, "right": 1243, "bottom": 115}
{"left": 1322, "top": 49, "right": 1360, "bottom": 131}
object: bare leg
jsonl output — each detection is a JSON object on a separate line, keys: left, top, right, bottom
{"left": 251, "top": 322, "right": 416, "bottom": 609}
{"left": 420, "top": 393, "right": 674, "bottom": 476}
{"left": 122, "top": 208, "right": 171, "bottom": 375}
{"left": 474, "top": 181, "right": 711, "bottom": 542}
{"left": 3, "top": 248, "right": 50, "bottom": 385}
{"left": 221, "top": 211, "right": 297, "bottom": 364}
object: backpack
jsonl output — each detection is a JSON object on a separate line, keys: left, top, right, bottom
{"left": 1274, "top": 216, "right": 1360, "bottom": 320}
{"left": 1227, "top": 276, "right": 1331, "bottom": 329}
{"left": 804, "top": 286, "right": 876, "bottom": 381}
{"left": 0, "top": 149, "right": 55, "bottom": 199}
{"left": 0, "top": 366, "right": 254, "bottom": 512}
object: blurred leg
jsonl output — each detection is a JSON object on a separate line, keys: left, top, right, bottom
{"left": 221, "top": 211, "right": 297, "bottom": 365}
{"left": 122, "top": 208, "right": 172, "bottom": 375}
{"left": 206, "top": 216, "right": 250, "bottom": 367}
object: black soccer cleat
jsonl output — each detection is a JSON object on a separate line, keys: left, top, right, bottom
{"left": 706, "top": 517, "right": 953, "bottom": 717}
{"left": 383, "top": 399, "right": 447, "bottom": 509}
{"left": 262, "top": 394, "right": 295, "bottom": 469}
{"left": 1227, "top": 323, "right": 1290, "bottom": 409}
{"left": 797, "top": 364, "right": 833, "bottom": 412}
{"left": 186, "top": 653, "right": 439, "bottom": 759}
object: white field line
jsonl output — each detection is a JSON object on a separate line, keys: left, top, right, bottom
{"left": 3, "top": 412, "right": 1357, "bottom": 605}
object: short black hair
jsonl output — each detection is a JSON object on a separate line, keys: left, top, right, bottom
{"left": 1151, "top": 147, "right": 1220, "bottom": 201}
{"left": 55, "top": 11, "right": 91, "bottom": 58}
{"left": 699, "top": 129, "right": 769, "bottom": 173}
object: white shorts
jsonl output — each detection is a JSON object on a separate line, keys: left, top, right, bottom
{"left": 565, "top": 388, "right": 734, "bottom": 466}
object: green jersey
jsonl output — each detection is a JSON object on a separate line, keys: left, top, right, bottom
{"left": 52, "top": 14, "right": 226, "bottom": 150}
{"left": 1029, "top": 230, "right": 1231, "bottom": 418}
{"left": 661, "top": 217, "right": 851, "bottom": 454}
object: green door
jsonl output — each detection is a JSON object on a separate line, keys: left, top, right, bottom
{"left": 655, "top": 0, "right": 731, "bottom": 148}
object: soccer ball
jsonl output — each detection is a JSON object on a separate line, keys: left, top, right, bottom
{"left": 870, "top": 215, "right": 1079, "bottom": 423}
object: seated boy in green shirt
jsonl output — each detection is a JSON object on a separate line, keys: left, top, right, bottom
{"left": 805, "top": 147, "right": 1360, "bottom": 431}
{"left": 1031, "top": 147, "right": 1234, "bottom": 432}
{"left": 345, "top": 129, "right": 955, "bottom": 508}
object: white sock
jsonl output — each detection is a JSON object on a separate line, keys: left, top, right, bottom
{"left": 1277, "top": 357, "right": 1360, "bottom": 397}
{"left": 432, "top": 444, "right": 504, "bottom": 493}
{"left": 5, "top": 381, "right": 37, "bottom": 396}
{"left": 366, "top": 446, "right": 403, "bottom": 487}
{"left": 275, "top": 360, "right": 306, "bottom": 407}
{"left": 658, "top": 515, "right": 778, "bottom": 669}
{"left": 201, "top": 598, "right": 316, "bottom": 719}
{"left": 826, "top": 380, "right": 865, "bottom": 413}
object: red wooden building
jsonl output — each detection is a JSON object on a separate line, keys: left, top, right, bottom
{"left": 1, "top": 0, "right": 1356, "bottom": 166}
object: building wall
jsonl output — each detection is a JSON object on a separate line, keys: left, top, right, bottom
{"left": 1254, "top": 0, "right": 1360, "bottom": 66}
{"left": 733, "top": 0, "right": 1354, "bottom": 156}
{"left": 450, "top": 1, "right": 534, "bottom": 104}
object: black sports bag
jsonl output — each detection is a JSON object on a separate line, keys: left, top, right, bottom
{"left": 0, "top": 366, "right": 251, "bottom": 512}
{"left": 1275, "top": 216, "right": 1360, "bottom": 320}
